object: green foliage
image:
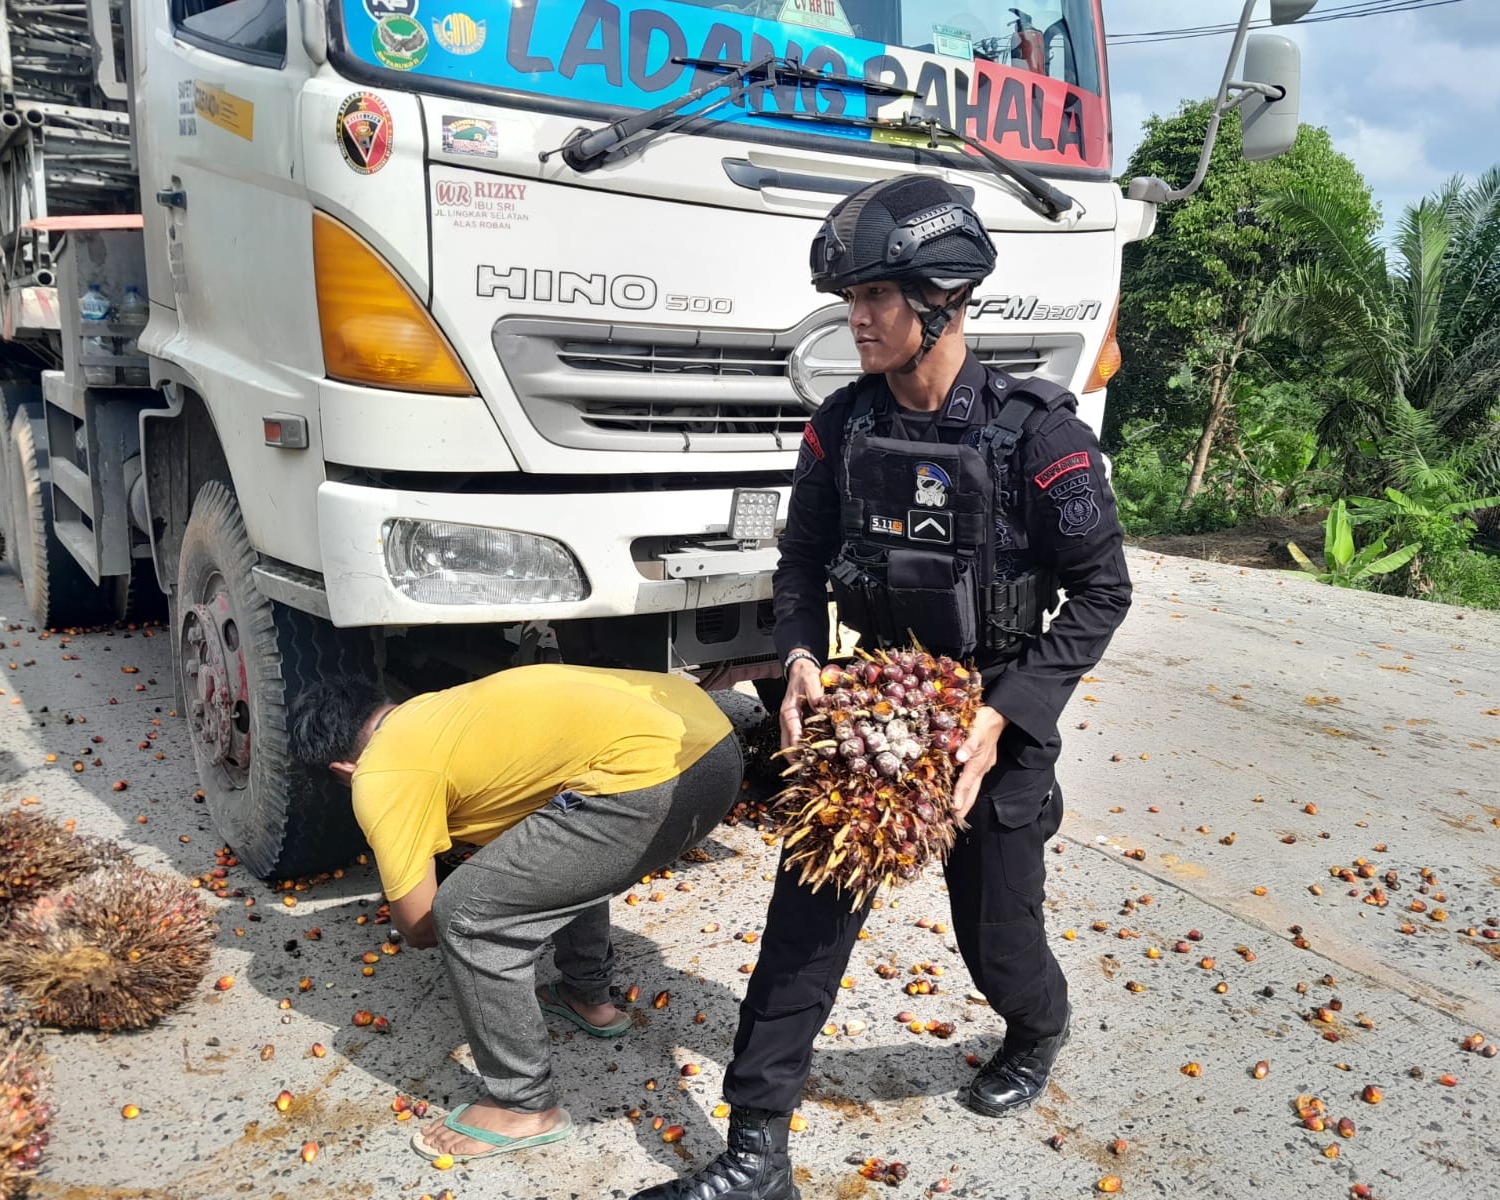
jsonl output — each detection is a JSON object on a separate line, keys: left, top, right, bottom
{"left": 1254, "top": 169, "right": 1500, "bottom": 500}
{"left": 1346, "top": 486, "right": 1500, "bottom": 600}
{"left": 1287, "top": 500, "right": 1419, "bottom": 587}
{"left": 1109, "top": 424, "right": 1247, "bottom": 536}
{"left": 1110, "top": 102, "right": 1376, "bottom": 445}
{"left": 1425, "top": 548, "right": 1500, "bottom": 609}
{"left": 1109, "top": 95, "right": 1499, "bottom": 609}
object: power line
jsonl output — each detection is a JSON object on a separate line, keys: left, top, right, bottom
{"left": 1107, "top": 0, "right": 1467, "bottom": 46}
{"left": 1109, "top": 0, "right": 1461, "bottom": 40}
{"left": 1110, "top": 0, "right": 1441, "bottom": 39}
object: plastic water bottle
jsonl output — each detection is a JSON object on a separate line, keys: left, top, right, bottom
{"left": 79, "top": 282, "right": 110, "bottom": 322}
{"left": 117, "top": 285, "right": 150, "bottom": 386}
{"left": 79, "top": 282, "right": 114, "bottom": 386}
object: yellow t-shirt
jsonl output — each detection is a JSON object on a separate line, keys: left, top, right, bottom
{"left": 351, "top": 665, "right": 732, "bottom": 901}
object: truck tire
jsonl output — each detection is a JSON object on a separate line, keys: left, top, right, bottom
{"left": 0, "top": 382, "right": 42, "bottom": 567}
{"left": 176, "top": 481, "right": 371, "bottom": 879}
{"left": 5, "top": 410, "right": 110, "bottom": 628}
{"left": 108, "top": 558, "right": 167, "bottom": 625}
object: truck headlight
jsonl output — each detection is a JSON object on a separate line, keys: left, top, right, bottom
{"left": 382, "top": 519, "right": 588, "bottom": 605}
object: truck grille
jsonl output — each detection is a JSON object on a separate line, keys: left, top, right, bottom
{"left": 493, "top": 313, "right": 1084, "bottom": 453}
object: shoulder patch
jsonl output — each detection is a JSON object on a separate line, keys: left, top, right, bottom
{"left": 802, "top": 422, "right": 825, "bottom": 462}
{"left": 1034, "top": 451, "right": 1090, "bottom": 489}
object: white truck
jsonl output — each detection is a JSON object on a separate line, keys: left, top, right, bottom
{"left": 0, "top": 0, "right": 1314, "bottom": 878}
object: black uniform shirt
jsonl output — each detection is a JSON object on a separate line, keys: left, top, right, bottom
{"left": 773, "top": 351, "right": 1133, "bottom": 814}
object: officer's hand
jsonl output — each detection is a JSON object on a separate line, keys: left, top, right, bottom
{"left": 951, "top": 706, "right": 1008, "bottom": 823}
{"left": 779, "top": 659, "right": 824, "bottom": 751}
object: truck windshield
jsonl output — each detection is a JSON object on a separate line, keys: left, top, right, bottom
{"left": 334, "top": 0, "right": 1109, "bottom": 175}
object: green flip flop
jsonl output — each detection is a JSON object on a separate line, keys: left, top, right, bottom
{"left": 537, "top": 981, "right": 632, "bottom": 1038}
{"left": 410, "top": 1104, "right": 574, "bottom": 1161}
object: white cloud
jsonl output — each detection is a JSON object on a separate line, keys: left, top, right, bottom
{"left": 1331, "top": 118, "right": 1442, "bottom": 194}
{"left": 1379, "top": 39, "right": 1500, "bottom": 109}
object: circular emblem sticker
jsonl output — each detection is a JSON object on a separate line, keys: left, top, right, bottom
{"left": 432, "top": 12, "right": 486, "bottom": 55}
{"left": 337, "top": 92, "right": 394, "bottom": 175}
{"left": 373, "top": 14, "right": 428, "bottom": 70}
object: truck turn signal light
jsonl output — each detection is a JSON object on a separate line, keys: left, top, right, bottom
{"left": 312, "top": 212, "right": 476, "bottom": 396}
{"left": 1083, "top": 302, "right": 1122, "bottom": 393}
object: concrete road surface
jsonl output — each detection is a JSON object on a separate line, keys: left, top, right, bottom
{"left": 1, "top": 549, "right": 1495, "bottom": 1200}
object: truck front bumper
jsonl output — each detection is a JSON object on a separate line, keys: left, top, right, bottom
{"left": 316, "top": 480, "right": 785, "bottom": 628}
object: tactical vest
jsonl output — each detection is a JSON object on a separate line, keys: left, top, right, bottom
{"left": 827, "top": 368, "right": 1066, "bottom": 659}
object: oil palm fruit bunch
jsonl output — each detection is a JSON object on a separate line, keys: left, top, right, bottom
{"left": 0, "top": 989, "right": 49, "bottom": 1199}
{"left": 772, "top": 647, "right": 981, "bottom": 908}
{"left": 0, "top": 811, "right": 127, "bottom": 924}
{"left": 0, "top": 866, "right": 213, "bottom": 1031}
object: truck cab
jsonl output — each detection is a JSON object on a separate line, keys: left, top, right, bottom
{"left": 1, "top": 0, "right": 1150, "bottom": 877}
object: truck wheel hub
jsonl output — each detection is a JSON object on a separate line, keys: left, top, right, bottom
{"left": 181, "top": 588, "right": 250, "bottom": 785}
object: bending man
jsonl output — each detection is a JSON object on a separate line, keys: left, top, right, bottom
{"left": 290, "top": 663, "right": 742, "bottom": 1164}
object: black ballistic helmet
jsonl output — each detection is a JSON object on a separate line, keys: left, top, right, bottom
{"left": 810, "top": 174, "right": 997, "bottom": 295}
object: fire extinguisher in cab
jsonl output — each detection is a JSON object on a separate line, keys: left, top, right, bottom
{"left": 1009, "top": 8, "right": 1045, "bottom": 74}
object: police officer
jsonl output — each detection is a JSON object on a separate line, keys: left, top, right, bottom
{"left": 630, "top": 175, "right": 1131, "bottom": 1200}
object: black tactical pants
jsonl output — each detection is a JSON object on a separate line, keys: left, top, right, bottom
{"left": 721, "top": 783, "right": 1068, "bottom": 1115}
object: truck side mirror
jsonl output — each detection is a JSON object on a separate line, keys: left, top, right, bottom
{"left": 1240, "top": 34, "right": 1301, "bottom": 161}
{"left": 1270, "top": 0, "right": 1318, "bottom": 23}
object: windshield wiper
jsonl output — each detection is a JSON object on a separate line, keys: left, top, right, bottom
{"left": 539, "top": 56, "right": 918, "bottom": 173}
{"left": 747, "top": 108, "right": 1077, "bottom": 221}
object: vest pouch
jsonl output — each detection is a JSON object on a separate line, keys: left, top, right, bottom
{"left": 885, "top": 548, "right": 978, "bottom": 655}
{"left": 829, "top": 546, "right": 887, "bottom": 641}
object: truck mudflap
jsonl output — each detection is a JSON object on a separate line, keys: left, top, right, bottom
{"left": 315, "top": 479, "right": 785, "bottom": 627}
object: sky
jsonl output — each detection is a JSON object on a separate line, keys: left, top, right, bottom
{"left": 1106, "top": 0, "right": 1500, "bottom": 235}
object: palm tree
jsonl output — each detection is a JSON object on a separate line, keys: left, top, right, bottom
{"left": 1252, "top": 168, "right": 1500, "bottom": 501}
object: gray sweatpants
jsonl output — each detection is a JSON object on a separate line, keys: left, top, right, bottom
{"left": 430, "top": 732, "right": 743, "bottom": 1111}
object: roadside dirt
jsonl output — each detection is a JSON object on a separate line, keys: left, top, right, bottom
{"left": 1128, "top": 513, "right": 1326, "bottom": 570}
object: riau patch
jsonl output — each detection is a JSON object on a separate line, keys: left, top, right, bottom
{"left": 1035, "top": 451, "right": 1090, "bottom": 489}
{"left": 1049, "top": 472, "right": 1101, "bottom": 538}
{"left": 914, "top": 461, "right": 951, "bottom": 508}
{"left": 337, "top": 92, "right": 393, "bottom": 175}
{"left": 869, "top": 515, "right": 905, "bottom": 536}
{"left": 802, "top": 422, "right": 825, "bottom": 462}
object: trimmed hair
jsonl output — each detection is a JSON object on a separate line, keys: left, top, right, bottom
{"left": 288, "top": 676, "right": 387, "bottom": 767}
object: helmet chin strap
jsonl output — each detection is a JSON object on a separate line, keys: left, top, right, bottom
{"left": 895, "top": 284, "right": 970, "bottom": 374}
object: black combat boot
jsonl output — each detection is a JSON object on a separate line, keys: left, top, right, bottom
{"left": 628, "top": 1107, "right": 800, "bottom": 1200}
{"left": 962, "top": 1008, "right": 1072, "bottom": 1118}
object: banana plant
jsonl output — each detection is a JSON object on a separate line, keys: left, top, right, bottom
{"left": 1287, "top": 499, "right": 1420, "bottom": 587}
